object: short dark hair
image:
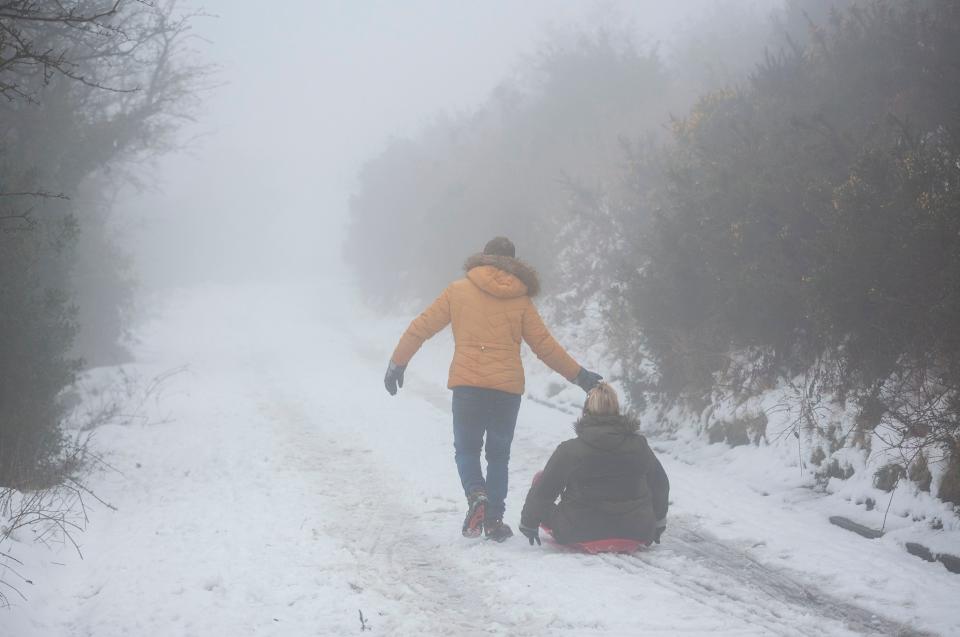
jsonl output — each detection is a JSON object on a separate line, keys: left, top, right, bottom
{"left": 483, "top": 236, "right": 515, "bottom": 258}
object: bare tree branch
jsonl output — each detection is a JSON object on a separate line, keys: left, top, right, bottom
{"left": 0, "top": 190, "right": 68, "bottom": 199}
{"left": 0, "top": 1, "right": 122, "bottom": 24}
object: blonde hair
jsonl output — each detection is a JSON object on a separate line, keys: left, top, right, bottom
{"left": 584, "top": 382, "right": 620, "bottom": 416}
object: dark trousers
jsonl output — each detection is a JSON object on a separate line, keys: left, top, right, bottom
{"left": 451, "top": 386, "right": 522, "bottom": 519}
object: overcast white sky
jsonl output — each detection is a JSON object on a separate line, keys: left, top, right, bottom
{"left": 127, "top": 1, "right": 752, "bottom": 288}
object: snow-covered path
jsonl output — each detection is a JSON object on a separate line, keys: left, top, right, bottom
{"left": 3, "top": 284, "right": 958, "bottom": 636}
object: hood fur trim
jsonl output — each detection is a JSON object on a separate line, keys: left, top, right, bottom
{"left": 463, "top": 253, "right": 540, "bottom": 297}
{"left": 573, "top": 413, "right": 641, "bottom": 437}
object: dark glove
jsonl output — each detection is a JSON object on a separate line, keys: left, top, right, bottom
{"left": 384, "top": 360, "right": 406, "bottom": 396}
{"left": 518, "top": 523, "right": 541, "bottom": 546}
{"left": 573, "top": 367, "right": 603, "bottom": 392}
{"left": 653, "top": 521, "right": 666, "bottom": 544}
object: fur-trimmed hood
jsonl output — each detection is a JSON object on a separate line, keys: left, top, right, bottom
{"left": 574, "top": 413, "right": 641, "bottom": 451}
{"left": 464, "top": 253, "right": 540, "bottom": 298}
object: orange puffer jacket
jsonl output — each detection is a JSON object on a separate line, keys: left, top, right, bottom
{"left": 390, "top": 254, "right": 582, "bottom": 395}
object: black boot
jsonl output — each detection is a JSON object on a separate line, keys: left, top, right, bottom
{"left": 462, "top": 489, "right": 487, "bottom": 538}
{"left": 484, "top": 516, "right": 513, "bottom": 543}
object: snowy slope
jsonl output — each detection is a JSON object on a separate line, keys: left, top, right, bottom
{"left": 2, "top": 283, "right": 959, "bottom": 636}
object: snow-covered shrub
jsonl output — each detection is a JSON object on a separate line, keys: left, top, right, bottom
{"left": 569, "top": 1, "right": 960, "bottom": 514}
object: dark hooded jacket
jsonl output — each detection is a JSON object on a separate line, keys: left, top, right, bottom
{"left": 520, "top": 414, "right": 669, "bottom": 544}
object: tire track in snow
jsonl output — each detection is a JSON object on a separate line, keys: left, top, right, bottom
{"left": 263, "top": 392, "right": 535, "bottom": 636}
{"left": 602, "top": 524, "right": 933, "bottom": 637}
{"left": 516, "top": 395, "right": 934, "bottom": 636}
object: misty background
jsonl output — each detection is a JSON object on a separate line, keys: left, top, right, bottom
{"left": 125, "top": 0, "right": 763, "bottom": 288}
{"left": 121, "top": 0, "right": 959, "bottom": 517}
{"left": 2, "top": 2, "right": 959, "bottom": 628}
{"left": 3, "top": 0, "right": 958, "bottom": 503}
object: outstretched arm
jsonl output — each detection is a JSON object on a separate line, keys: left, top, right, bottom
{"left": 648, "top": 454, "right": 670, "bottom": 523}
{"left": 385, "top": 288, "right": 452, "bottom": 396}
{"left": 391, "top": 287, "right": 452, "bottom": 366}
{"left": 520, "top": 443, "right": 573, "bottom": 530}
{"left": 520, "top": 301, "right": 581, "bottom": 382}
{"left": 643, "top": 442, "right": 670, "bottom": 541}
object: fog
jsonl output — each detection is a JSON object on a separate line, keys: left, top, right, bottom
{"left": 126, "top": 0, "right": 745, "bottom": 289}
{"left": 6, "top": 2, "right": 960, "bottom": 634}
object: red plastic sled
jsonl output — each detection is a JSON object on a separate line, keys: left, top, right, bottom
{"left": 541, "top": 526, "right": 649, "bottom": 554}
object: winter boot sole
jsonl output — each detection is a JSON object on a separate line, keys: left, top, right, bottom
{"left": 484, "top": 520, "right": 513, "bottom": 543}
{"left": 484, "top": 528, "right": 513, "bottom": 543}
{"left": 462, "top": 500, "right": 486, "bottom": 538}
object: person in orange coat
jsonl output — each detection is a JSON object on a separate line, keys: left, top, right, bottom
{"left": 385, "top": 236, "right": 602, "bottom": 542}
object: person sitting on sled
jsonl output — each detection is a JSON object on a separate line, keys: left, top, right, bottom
{"left": 518, "top": 383, "right": 669, "bottom": 551}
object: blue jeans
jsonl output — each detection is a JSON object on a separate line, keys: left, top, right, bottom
{"left": 451, "top": 386, "right": 522, "bottom": 519}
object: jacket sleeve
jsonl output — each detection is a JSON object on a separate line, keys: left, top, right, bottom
{"left": 520, "top": 301, "right": 581, "bottom": 381}
{"left": 645, "top": 446, "right": 670, "bottom": 522}
{"left": 390, "top": 287, "right": 452, "bottom": 366}
{"left": 520, "top": 442, "right": 574, "bottom": 529}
